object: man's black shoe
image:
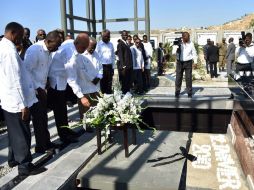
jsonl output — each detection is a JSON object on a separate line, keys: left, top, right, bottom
{"left": 188, "top": 94, "right": 192, "bottom": 98}
{"left": 19, "top": 163, "right": 47, "bottom": 176}
{"left": 61, "top": 128, "right": 79, "bottom": 137}
{"left": 8, "top": 161, "right": 19, "bottom": 168}
{"left": 60, "top": 135, "right": 79, "bottom": 144}
{"left": 34, "top": 146, "right": 55, "bottom": 154}
{"left": 175, "top": 93, "right": 180, "bottom": 98}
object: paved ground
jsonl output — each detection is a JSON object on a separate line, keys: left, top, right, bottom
{"left": 77, "top": 131, "right": 249, "bottom": 190}
{"left": 0, "top": 71, "right": 250, "bottom": 190}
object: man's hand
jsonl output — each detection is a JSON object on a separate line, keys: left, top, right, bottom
{"left": 36, "top": 87, "right": 47, "bottom": 101}
{"left": 92, "top": 77, "right": 100, "bottom": 85}
{"left": 21, "top": 107, "right": 30, "bottom": 121}
{"left": 81, "top": 96, "right": 90, "bottom": 108}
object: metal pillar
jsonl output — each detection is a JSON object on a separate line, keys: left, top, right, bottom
{"left": 91, "top": 0, "right": 96, "bottom": 37}
{"left": 86, "top": 0, "right": 91, "bottom": 33}
{"left": 60, "top": 0, "right": 67, "bottom": 35}
{"left": 101, "top": 0, "right": 106, "bottom": 31}
{"left": 145, "top": 0, "right": 150, "bottom": 40}
{"left": 68, "top": 0, "right": 74, "bottom": 37}
{"left": 134, "top": 0, "right": 138, "bottom": 34}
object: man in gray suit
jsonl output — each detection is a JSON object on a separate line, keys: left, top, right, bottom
{"left": 225, "top": 37, "right": 236, "bottom": 75}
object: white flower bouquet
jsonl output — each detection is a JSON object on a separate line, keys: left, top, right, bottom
{"left": 84, "top": 89, "right": 153, "bottom": 134}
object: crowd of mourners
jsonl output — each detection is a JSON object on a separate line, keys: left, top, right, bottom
{"left": 0, "top": 22, "right": 155, "bottom": 176}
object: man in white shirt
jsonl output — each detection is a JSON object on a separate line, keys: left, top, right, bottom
{"left": 48, "top": 33, "right": 90, "bottom": 141}
{"left": 78, "top": 38, "right": 103, "bottom": 122}
{"left": 142, "top": 35, "right": 153, "bottom": 90}
{"left": 235, "top": 33, "right": 254, "bottom": 77}
{"left": 24, "top": 30, "right": 62, "bottom": 153}
{"left": 131, "top": 38, "right": 145, "bottom": 94}
{"left": 0, "top": 22, "right": 45, "bottom": 176}
{"left": 96, "top": 29, "right": 115, "bottom": 94}
{"left": 172, "top": 32, "right": 197, "bottom": 98}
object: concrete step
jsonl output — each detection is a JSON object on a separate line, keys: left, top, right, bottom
{"left": 0, "top": 104, "right": 97, "bottom": 190}
{"left": 13, "top": 133, "right": 97, "bottom": 190}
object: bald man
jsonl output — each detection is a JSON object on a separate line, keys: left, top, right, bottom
{"left": 96, "top": 29, "right": 115, "bottom": 94}
{"left": 48, "top": 33, "right": 91, "bottom": 139}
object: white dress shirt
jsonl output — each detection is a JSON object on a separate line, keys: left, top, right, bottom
{"left": 172, "top": 41, "right": 197, "bottom": 63}
{"left": 236, "top": 45, "right": 254, "bottom": 64}
{"left": 66, "top": 51, "right": 102, "bottom": 97}
{"left": 24, "top": 40, "right": 53, "bottom": 90}
{"left": 0, "top": 38, "right": 37, "bottom": 113}
{"left": 96, "top": 41, "right": 115, "bottom": 66}
{"left": 143, "top": 42, "right": 153, "bottom": 69}
{"left": 48, "top": 39, "right": 76, "bottom": 90}
{"left": 130, "top": 45, "right": 144, "bottom": 70}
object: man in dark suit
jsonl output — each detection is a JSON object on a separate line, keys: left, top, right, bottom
{"left": 225, "top": 37, "right": 236, "bottom": 75}
{"left": 207, "top": 41, "right": 219, "bottom": 78}
{"left": 203, "top": 39, "right": 211, "bottom": 74}
{"left": 117, "top": 30, "right": 133, "bottom": 94}
{"left": 157, "top": 43, "right": 164, "bottom": 75}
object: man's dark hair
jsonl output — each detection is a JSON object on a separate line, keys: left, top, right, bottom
{"left": 46, "top": 30, "right": 61, "bottom": 41}
{"left": 246, "top": 33, "right": 252, "bottom": 38}
{"left": 133, "top": 34, "right": 139, "bottom": 39}
{"left": 102, "top": 29, "right": 110, "bottom": 35}
{"left": 24, "top": 27, "right": 30, "bottom": 33}
{"left": 5, "top": 22, "right": 23, "bottom": 33}
{"left": 121, "top": 30, "right": 128, "bottom": 34}
{"left": 143, "top": 34, "right": 147, "bottom": 38}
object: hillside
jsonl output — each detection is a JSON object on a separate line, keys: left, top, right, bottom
{"left": 208, "top": 13, "right": 254, "bottom": 30}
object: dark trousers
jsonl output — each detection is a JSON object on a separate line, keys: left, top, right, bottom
{"left": 30, "top": 95, "right": 51, "bottom": 150}
{"left": 175, "top": 60, "right": 193, "bottom": 95}
{"left": 78, "top": 92, "right": 99, "bottom": 120}
{"left": 157, "top": 61, "right": 163, "bottom": 75}
{"left": 143, "top": 69, "right": 151, "bottom": 90}
{"left": 132, "top": 69, "right": 144, "bottom": 93}
{"left": 205, "top": 60, "right": 209, "bottom": 73}
{"left": 209, "top": 62, "right": 218, "bottom": 78}
{"left": 119, "top": 68, "right": 132, "bottom": 94}
{"left": 236, "top": 63, "right": 252, "bottom": 72}
{"left": 65, "top": 84, "right": 77, "bottom": 104}
{"left": 0, "top": 106, "right": 4, "bottom": 122}
{"left": 47, "top": 87, "right": 69, "bottom": 138}
{"left": 3, "top": 110, "right": 32, "bottom": 171}
{"left": 100, "top": 64, "right": 113, "bottom": 94}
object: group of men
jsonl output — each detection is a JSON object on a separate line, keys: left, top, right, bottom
{"left": 203, "top": 33, "right": 254, "bottom": 79}
{"left": 117, "top": 31, "right": 153, "bottom": 94}
{"left": 0, "top": 22, "right": 154, "bottom": 176}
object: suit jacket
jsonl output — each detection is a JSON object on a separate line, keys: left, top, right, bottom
{"left": 117, "top": 39, "right": 133, "bottom": 70}
{"left": 225, "top": 42, "right": 236, "bottom": 61}
{"left": 157, "top": 47, "right": 164, "bottom": 63}
{"left": 207, "top": 45, "right": 219, "bottom": 63}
